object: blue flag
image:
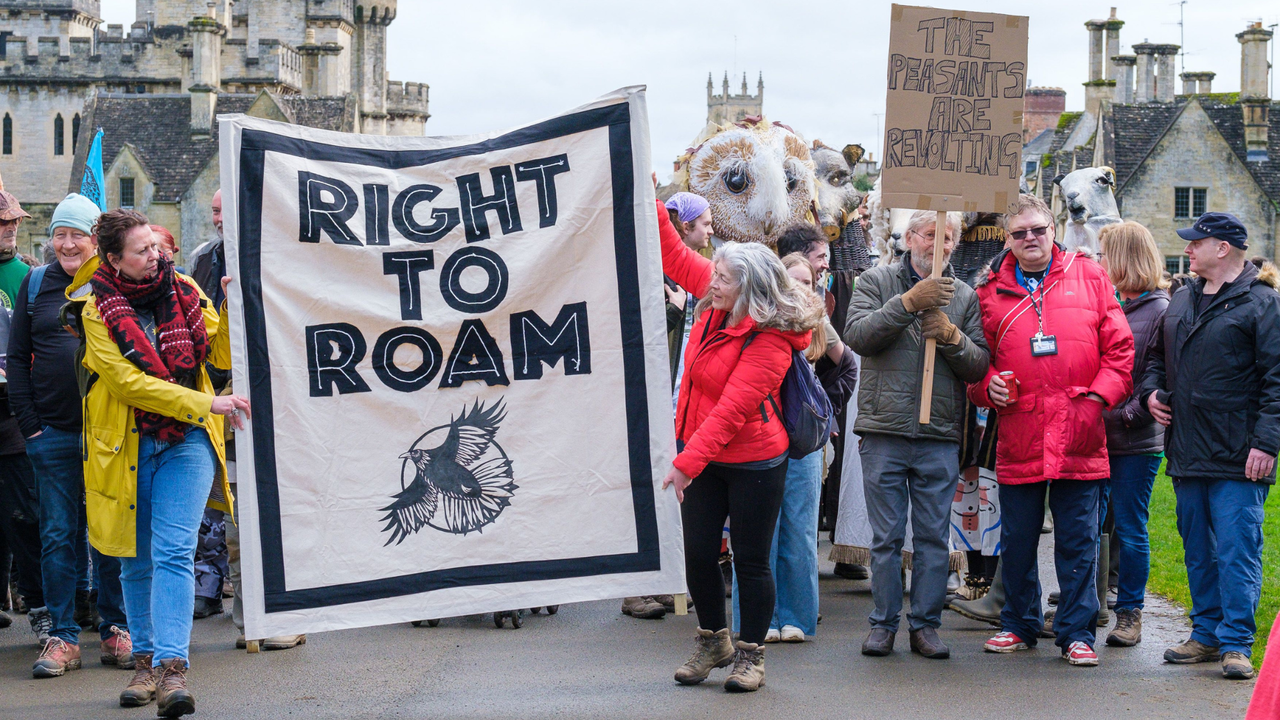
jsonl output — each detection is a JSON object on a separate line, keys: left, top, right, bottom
{"left": 81, "top": 128, "right": 106, "bottom": 211}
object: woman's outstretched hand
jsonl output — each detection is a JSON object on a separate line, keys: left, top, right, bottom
{"left": 661, "top": 466, "right": 692, "bottom": 503}
{"left": 211, "top": 394, "right": 252, "bottom": 430}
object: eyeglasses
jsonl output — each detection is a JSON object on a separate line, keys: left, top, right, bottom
{"left": 1009, "top": 225, "right": 1050, "bottom": 241}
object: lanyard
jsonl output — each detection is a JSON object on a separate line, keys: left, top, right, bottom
{"left": 1016, "top": 258, "right": 1052, "bottom": 337}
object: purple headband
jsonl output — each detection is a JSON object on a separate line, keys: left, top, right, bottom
{"left": 665, "top": 192, "right": 710, "bottom": 224}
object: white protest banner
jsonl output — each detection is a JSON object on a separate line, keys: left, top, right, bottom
{"left": 219, "top": 87, "right": 685, "bottom": 639}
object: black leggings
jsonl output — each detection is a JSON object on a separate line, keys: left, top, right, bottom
{"left": 681, "top": 460, "right": 788, "bottom": 645}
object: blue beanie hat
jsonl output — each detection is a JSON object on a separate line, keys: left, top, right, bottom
{"left": 48, "top": 193, "right": 101, "bottom": 236}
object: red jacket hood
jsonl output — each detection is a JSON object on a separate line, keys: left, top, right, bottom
{"left": 699, "top": 308, "right": 814, "bottom": 352}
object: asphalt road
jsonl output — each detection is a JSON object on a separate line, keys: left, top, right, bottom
{"left": 0, "top": 540, "right": 1257, "bottom": 719}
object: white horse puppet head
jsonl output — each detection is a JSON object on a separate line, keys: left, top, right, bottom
{"left": 1052, "top": 166, "right": 1121, "bottom": 255}
{"left": 673, "top": 117, "right": 817, "bottom": 247}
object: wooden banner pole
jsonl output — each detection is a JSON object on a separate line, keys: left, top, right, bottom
{"left": 918, "top": 209, "right": 947, "bottom": 425}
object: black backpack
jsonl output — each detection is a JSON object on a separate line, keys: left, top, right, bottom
{"left": 741, "top": 332, "right": 836, "bottom": 459}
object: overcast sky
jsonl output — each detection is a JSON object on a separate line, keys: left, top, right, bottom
{"left": 99, "top": 1, "right": 1278, "bottom": 181}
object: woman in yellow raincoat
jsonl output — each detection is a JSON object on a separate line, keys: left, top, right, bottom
{"left": 67, "top": 208, "right": 249, "bottom": 717}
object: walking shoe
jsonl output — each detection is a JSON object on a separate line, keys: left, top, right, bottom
{"left": 909, "top": 627, "right": 950, "bottom": 659}
{"left": 101, "top": 625, "right": 135, "bottom": 668}
{"left": 262, "top": 634, "right": 306, "bottom": 651}
{"left": 674, "top": 627, "right": 734, "bottom": 685}
{"left": 1047, "top": 590, "right": 1060, "bottom": 606}
{"left": 155, "top": 658, "right": 195, "bottom": 717}
{"left": 11, "top": 579, "right": 28, "bottom": 613}
{"left": 655, "top": 595, "right": 676, "bottom": 613}
{"left": 119, "top": 653, "right": 155, "bottom": 707}
{"left": 1040, "top": 609, "right": 1057, "bottom": 639}
{"left": 779, "top": 625, "right": 805, "bottom": 643}
{"left": 28, "top": 606, "right": 52, "bottom": 646}
{"left": 763, "top": 628, "right": 781, "bottom": 643}
{"left": 723, "top": 641, "right": 765, "bottom": 692}
{"left": 192, "top": 596, "right": 223, "bottom": 619}
{"left": 1063, "top": 641, "right": 1099, "bottom": 666}
{"left": 621, "top": 596, "right": 666, "bottom": 619}
{"left": 834, "top": 563, "right": 869, "bottom": 580}
{"left": 984, "top": 631, "right": 1030, "bottom": 653}
{"left": 1164, "top": 638, "right": 1221, "bottom": 664}
{"left": 74, "top": 588, "right": 99, "bottom": 630}
{"left": 32, "top": 637, "right": 82, "bottom": 678}
{"left": 1221, "top": 651, "right": 1255, "bottom": 680}
{"left": 861, "top": 628, "right": 895, "bottom": 656}
{"left": 947, "top": 559, "right": 1004, "bottom": 626}
{"left": 1106, "top": 608, "right": 1142, "bottom": 647}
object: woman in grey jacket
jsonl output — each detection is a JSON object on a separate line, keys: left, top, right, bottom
{"left": 1098, "top": 222, "right": 1170, "bottom": 648}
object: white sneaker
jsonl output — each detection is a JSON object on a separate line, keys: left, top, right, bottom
{"left": 780, "top": 625, "right": 805, "bottom": 643}
{"left": 763, "top": 628, "right": 781, "bottom": 643}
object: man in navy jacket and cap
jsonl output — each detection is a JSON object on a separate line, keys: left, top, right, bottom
{"left": 1141, "top": 212, "right": 1280, "bottom": 681}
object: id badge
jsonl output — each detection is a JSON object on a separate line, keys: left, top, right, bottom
{"left": 1030, "top": 334, "right": 1059, "bottom": 356}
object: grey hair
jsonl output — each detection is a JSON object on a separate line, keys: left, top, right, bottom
{"left": 694, "top": 242, "right": 825, "bottom": 333}
{"left": 904, "top": 210, "right": 962, "bottom": 240}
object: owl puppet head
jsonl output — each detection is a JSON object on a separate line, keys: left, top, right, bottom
{"left": 672, "top": 117, "right": 817, "bottom": 247}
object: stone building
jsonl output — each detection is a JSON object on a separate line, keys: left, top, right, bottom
{"left": 1023, "top": 87, "right": 1066, "bottom": 143}
{"left": 0, "top": 0, "right": 429, "bottom": 257}
{"left": 707, "top": 72, "right": 762, "bottom": 125}
{"left": 1033, "top": 11, "right": 1277, "bottom": 266}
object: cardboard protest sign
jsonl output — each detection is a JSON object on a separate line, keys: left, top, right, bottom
{"left": 881, "top": 4, "right": 1028, "bottom": 213}
{"left": 219, "top": 87, "right": 685, "bottom": 638}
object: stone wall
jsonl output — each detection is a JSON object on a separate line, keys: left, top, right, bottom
{"left": 1118, "top": 101, "right": 1278, "bottom": 261}
{"left": 179, "top": 156, "right": 220, "bottom": 260}
{"left": 0, "top": 85, "right": 94, "bottom": 205}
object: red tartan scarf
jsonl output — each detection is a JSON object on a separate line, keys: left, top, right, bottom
{"left": 91, "top": 256, "right": 209, "bottom": 442}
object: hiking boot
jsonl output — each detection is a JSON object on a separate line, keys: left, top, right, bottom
{"left": 948, "top": 558, "right": 1004, "bottom": 626}
{"left": 984, "top": 631, "right": 1030, "bottom": 653}
{"left": 723, "top": 641, "right": 765, "bottom": 692}
{"left": 101, "top": 625, "right": 135, "bottom": 668}
{"left": 952, "top": 577, "right": 991, "bottom": 602}
{"left": 861, "top": 628, "right": 895, "bottom": 656}
{"left": 74, "top": 589, "right": 99, "bottom": 630}
{"left": 119, "top": 654, "right": 155, "bottom": 707}
{"left": 674, "top": 627, "right": 734, "bottom": 685}
{"left": 621, "top": 596, "right": 666, "bottom": 619}
{"left": 655, "top": 595, "right": 676, "bottom": 613}
{"left": 262, "top": 634, "right": 306, "bottom": 651}
{"left": 1164, "top": 638, "right": 1220, "bottom": 664}
{"left": 11, "top": 579, "right": 28, "bottom": 613}
{"left": 1221, "top": 651, "right": 1255, "bottom": 680}
{"left": 192, "top": 596, "right": 223, "bottom": 619}
{"left": 1106, "top": 608, "right": 1142, "bottom": 647}
{"left": 28, "top": 606, "right": 52, "bottom": 646}
{"left": 1041, "top": 609, "right": 1057, "bottom": 639}
{"left": 1047, "top": 590, "right": 1060, "bottom": 606}
{"left": 155, "top": 658, "right": 195, "bottom": 717}
{"left": 32, "top": 637, "right": 81, "bottom": 678}
{"left": 834, "top": 563, "right": 869, "bottom": 580}
{"left": 1063, "top": 641, "right": 1099, "bottom": 666}
{"left": 909, "top": 627, "right": 950, "bottom": 659}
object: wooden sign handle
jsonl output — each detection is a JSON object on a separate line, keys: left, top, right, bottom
{"left": 919, "top": 209, "right": 946, "bottom": 425}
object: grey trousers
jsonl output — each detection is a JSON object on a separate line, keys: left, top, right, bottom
{"left": 860, "top": 433, "right": 959, "bottom": 632}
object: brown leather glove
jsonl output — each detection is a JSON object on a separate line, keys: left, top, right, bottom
{"left": 901, "top": 276, "right": 955, "bottom": 313}
{"left": 920, "top": 308, "right": 962, "bottom": 345}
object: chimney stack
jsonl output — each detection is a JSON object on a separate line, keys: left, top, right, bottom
{"left": 1238, "top": 22, "right": 1273, "bottom": 162}
{"left": 1104, "top": 8, "right": 1125, "bottom": 81}
{"left": 1112, "top": 55, "right": 1137, "bottom": 103}
{"left": 1133, "top": 43, "right": 1158, "bottom": 102}
{"left": 1153, "top": 45, "right": 1180, "bottom": 102}
{"left": 1086, "top": 20, "right": 1108, "bottom": 82}
{"left": 1179, "top": 71, "right": 1216, "bottom": 95}
{"left": 187, "top": 10, "right": 226, "bottom": 137}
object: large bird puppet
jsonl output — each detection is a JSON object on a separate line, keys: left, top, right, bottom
{"left": 379, "top": 400, "right": 517, "bottom": 544}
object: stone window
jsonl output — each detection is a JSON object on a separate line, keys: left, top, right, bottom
{"left": 2, "top": 114, "right": 11, "bottom": 155}
{"left": 1166, "top": 255, "right": 1187, "bottom": 275}
{"left": 119, "top": 177, "right": 135, "bottom": 209}
{"left": 1174, "top": 187, "right": 1207, "bottom": 218}
{"left": 72, "top": 114, "right": 81, "bottom": 154}
{"left": 53, "top": 114, "right": 64, "bottom": 156}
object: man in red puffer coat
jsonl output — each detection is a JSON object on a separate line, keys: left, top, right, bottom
{"left": 967, "top": 194, "right": 1134, "bottom": 667}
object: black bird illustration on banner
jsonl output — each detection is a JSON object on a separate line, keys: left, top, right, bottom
{"left": 380, "top": 400, "right": 517, "bottom": 544}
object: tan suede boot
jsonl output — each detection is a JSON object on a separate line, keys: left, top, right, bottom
{"left": 674, "top": 627, "right": 734, "bottom": 685}
{"left": 723, "top": 641, "right": 766, "bottom": 692}
{"left": 118, "top": 653, "right": 155, "bottom": 707}
{"left": 155, "top": 658, "right": 195, "bottom": 717}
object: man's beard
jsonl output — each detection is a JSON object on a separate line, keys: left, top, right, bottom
{"left": 0, "top": 244, "right": 16, "bottom": 261}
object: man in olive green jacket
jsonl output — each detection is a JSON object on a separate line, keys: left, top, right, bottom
{"left": 845, "top": 210, "right": 989, "bottom": 660}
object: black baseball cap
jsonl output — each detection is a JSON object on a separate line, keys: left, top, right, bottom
{"left": 1176, "top": 212, "right": 1248, "bottom": 250}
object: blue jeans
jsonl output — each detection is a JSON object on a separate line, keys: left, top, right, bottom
{"left": 731, "top": 449, "right": 822, "bottom": 636}
{"left": 26, "top": 426, "right": 127, "bottom": 644}
{"left": 1103, "top": 455, "right": 1160, "bottom": 610}
{"left": 120, "top": 428, "right": 216, "bottom": 664}
{"left": 1173, "top": 477, "right": 1269, "bottom": 657}
{"left": 1000, "top": 479, "right": 1101, "bottom": 649}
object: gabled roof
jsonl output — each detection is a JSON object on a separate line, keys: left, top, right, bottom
{"left": 1108, "top": 102, "right": 1185, "bottom": 190}
{"left": 1200, "top": 101, "right": 1280, "bottom": 206}
{"left": 69, "top": 92, "right": 357, "bottom": 202}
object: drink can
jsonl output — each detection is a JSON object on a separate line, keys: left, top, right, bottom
{"left": 1000, "top": 370, "right": 1018, "bottom": 402}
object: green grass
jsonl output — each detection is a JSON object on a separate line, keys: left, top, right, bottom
{"left": 1147, "top": 463, "right": 1279, "bottom": 669}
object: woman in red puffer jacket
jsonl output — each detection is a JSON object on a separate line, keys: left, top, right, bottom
{"left": 655, "top": 202, "right": 823, "bottom": 692}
